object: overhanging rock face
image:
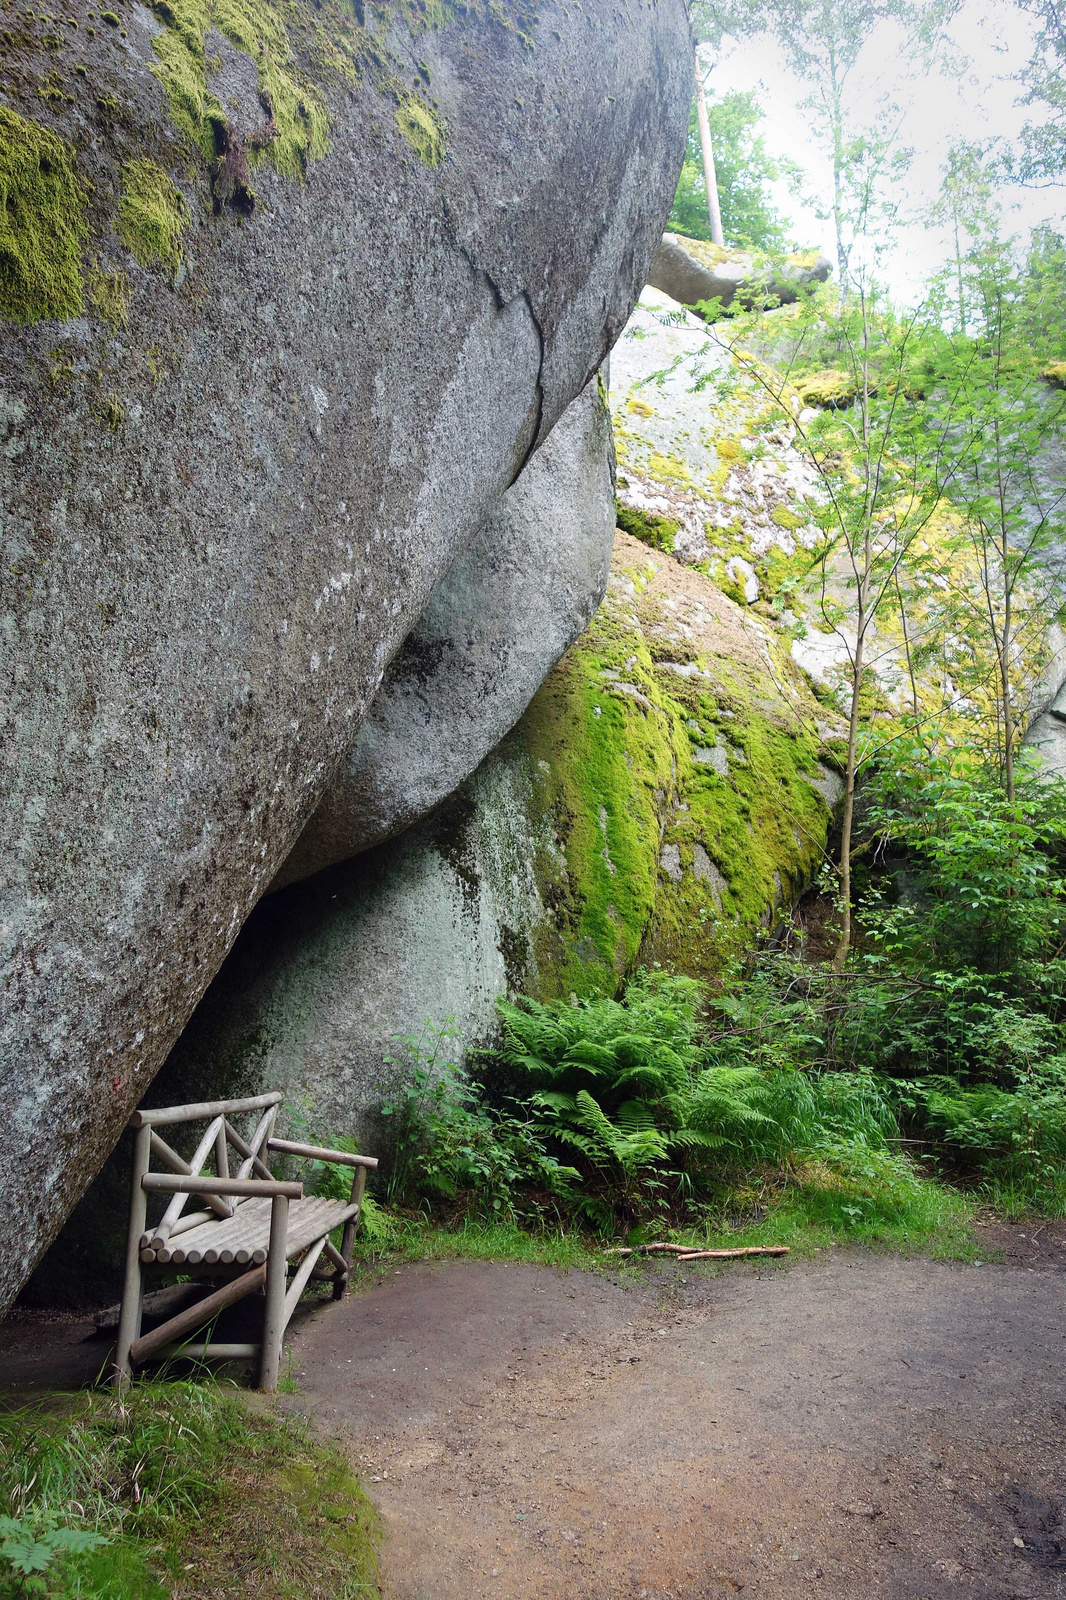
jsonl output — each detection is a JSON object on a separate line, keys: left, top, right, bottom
{"left": 272, "top": 373, "right": 617, "bottom": 891}
{"left": 0, "top": 0, "right": 691, "bottom": 1308}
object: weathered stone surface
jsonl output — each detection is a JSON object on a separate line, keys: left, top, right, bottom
{"left": 0, "top": 0, "right": 691, "bottom": 1306}
{"left": 647, "top": 234, "right": 832, "bottom": 314}
{"left": 272, "top": 373, "right": 616, "bottom": 890}
{"left": 148, "top": 531, "right": 845, "bottom": 1143}
{"left": 155, "top": 740, "right": 553, "bottom": 1147}
{"left": 27, "top": 517, "right": 845, "bottom": 1304}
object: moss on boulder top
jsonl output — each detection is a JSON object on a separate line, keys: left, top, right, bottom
{"left": 795, "top": 368, "right": 857, "bottom": 409}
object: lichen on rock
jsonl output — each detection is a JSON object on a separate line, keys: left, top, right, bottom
{"left": 0, "top": 105, "right": 87, "bottom": 324}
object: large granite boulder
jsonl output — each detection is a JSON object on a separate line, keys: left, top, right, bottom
{"left": 141, "top": 530, "right": 845, "bottom": 1155}
{"left": 272, "top": 373, "right": 616, "bottom": 890}
{"left": 0, "top": 0, "right": 691, "bottom": 1307}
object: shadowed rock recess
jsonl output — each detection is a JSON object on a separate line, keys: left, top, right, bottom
{"left": 0, "top": 0, "right": 692, "bottom": 1308}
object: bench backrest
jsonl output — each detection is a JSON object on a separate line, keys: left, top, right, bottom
{"left": 130, "top": 1092, "right": 285, "bottom": 1253}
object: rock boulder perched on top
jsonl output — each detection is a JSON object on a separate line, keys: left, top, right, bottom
{"left": 648, "top": 233, "right": 832, "bottom": 314}
{"left": 272, "top": 374, "right": 616, "bottom": 891}
{"left": 0, "top": 0, "right": 691, "bottom": 1308}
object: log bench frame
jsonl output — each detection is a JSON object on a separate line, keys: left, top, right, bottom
{"left": 113, "top": 1091, "right": 377, "bottom": 1393}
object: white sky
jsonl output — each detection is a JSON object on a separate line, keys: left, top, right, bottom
{"left": 710, "top": 0, "right": 1066, "bottom": 306}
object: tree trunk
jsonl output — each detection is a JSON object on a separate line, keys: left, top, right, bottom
{"left": 833, "top": 611, "right": 865, "bottom": 974}
{"left": 694, "top": 65, "right": 725, "bottom": 248}
{"left": 1000, "top": 537, "right": 1015, "bottom": 804}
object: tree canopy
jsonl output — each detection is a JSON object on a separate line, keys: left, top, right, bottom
{"left": 667, "top": 89, "right": 799, "bottom": 249}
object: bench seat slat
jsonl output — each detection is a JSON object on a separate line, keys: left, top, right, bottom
{"left": 148, "top": 1197, "right": 356, "bottom": 1265}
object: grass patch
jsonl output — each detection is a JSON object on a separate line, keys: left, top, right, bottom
{"left": 347, "top": 1154, "right": 981, "bottom": 1283}
{"left": 0, "top": 1380, "right": 379, "bottom": 1599}
{"left": 688, "top": 1153, "right": 981, "bottom": 1261}
{"left": 978, "top": 1173, "right": 1066, "bottom": 1221}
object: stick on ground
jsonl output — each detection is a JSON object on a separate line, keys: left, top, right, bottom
{"left": 604, "top": 1243, "right": 789, "bottom": 1261}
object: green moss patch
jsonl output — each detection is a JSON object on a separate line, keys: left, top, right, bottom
{"left": 385, "top": 0, "right": 539, "bottom": 42}
{"left": 516, "top": 533, "right": 842, "bottom": 997}
{"left": 0, "top": 106, "right": 87, "bottom": 324}
{"left": 87, "top": 264, "right": 130, "bottom": 328}
{"left": 395, "top": 92, "right": 445, "bottom": 166}
{"left": 148, "top": 0, "right": 331, "bottom": 179}
{"left": 118, "top": 158, "right": 188, "bottom": 270}
{"left": 796, "top": 368, "right": 856, "bottom": 409}
{"left": 616, "top": 501, "right": 678, "bottom": 554}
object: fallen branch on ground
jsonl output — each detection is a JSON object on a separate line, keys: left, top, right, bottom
{"left": 604, "top": 1243, "right": 789, "bottom": 1261}
{"left": 676, "top": 1247, "right": 789, "bottom": 1261}
{"left": 603, "top": 1242, "right": 692, "bottom": 1257}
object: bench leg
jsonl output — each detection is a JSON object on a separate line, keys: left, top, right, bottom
{"left": 113, "top": 1124, "right": 152, "bottom": 1389}
{"left": 334, "top": 1166, "right": 366, "bottom": 1299}
{"left": 259, "top": 1194, "right": 290, "bottom": 1393}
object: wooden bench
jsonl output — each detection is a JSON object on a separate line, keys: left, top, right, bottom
{"left": 113, "top": 1091, "right": 377, "bottom": 1392}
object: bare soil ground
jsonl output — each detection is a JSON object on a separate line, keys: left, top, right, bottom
{"left": 3, "top": 1228, "right": 1066, "bottom": 1600}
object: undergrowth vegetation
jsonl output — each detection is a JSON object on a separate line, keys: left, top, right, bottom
{"left": 362, "top": 743, "right": 1066, "bottom": 1247}
{"left": 0, "top": 1382, "right": 378, "bottom": 1599}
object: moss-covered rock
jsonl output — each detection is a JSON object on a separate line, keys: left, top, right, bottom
{"left": 615, "top": 500, "right": 677, "bottom": 554}
{"left": 0, "top": 106, "right": 87, "bottom": 323}
{"left": 611, "top": 289, "right": 830, "bottom": 610}
{"left": 117, "top": 158, "right": 188, "bottom": 269}
{"left": 0, "top": 0, "right": 692, "bottom": 1311}
{"left": 518, "top": 530, "right": 845, "bottom": 995}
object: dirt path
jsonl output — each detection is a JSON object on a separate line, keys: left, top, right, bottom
{"left": 2, "top": 1239, "right": 1065, "bottom": 1598}
{"left": 285, "top": 1247, "right": 1066, "bottom": 1600}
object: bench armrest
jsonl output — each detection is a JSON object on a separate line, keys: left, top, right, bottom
{"left": 267, "top": 1138, "right": 379, "bottom": 1170}
{"left": 142, "top": 1174, "right": 303, "bottom": 1199}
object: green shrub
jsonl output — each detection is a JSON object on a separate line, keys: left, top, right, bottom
{"left": 379, "top": 1020, "right": 577, "bottom": 1216}
{"left": 495, "top": 973, "right": 902, "bottom": 1226}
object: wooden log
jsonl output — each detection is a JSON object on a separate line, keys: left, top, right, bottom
{"left": 166, "top": 1208, "right": 214, "bottom": 1240}
{"left": 149, "top": 1131, "right": 231, "bottom": 1226}
{"left": 284, "top": 1237, "right": 328, "bottom": 1320}
{"left": 165, "top": 1238, "right": 265, "bottom": 1266}
{"left": 140, "top": 1209, "right": 212, "bottom": 1251}
{"left": 267, "top": 1138, "right": 379, "bottom": 1170}
{"left": 113, "top": 1123, "right": 152, "bottom": 1388}
{"left": 259, "top": 1196, "right": 290, "bottom": 1393}
{"left": 236, "top": 1106, "right": 278, "bottom": 1181}
{"left": 129, "top": 1091, "right": 284, "bottom": 1128}
{"left": 142, "top": 1174, "right": 303, "bottom": 1198}
{"left": 603, "top": 1243, "right": 790, "bottom": 1261}
{"left": 602, "top": 1242, "right": 693, "bottom": 1257}
{"left": 340, "top": 1165, "right": 367, "bottom": 1276}
{"left": 129, "top": 1262, "right": 267, "bottom": 1365}
{"left": 96, "top": 1281, "right": 207, "bottom": 1336}
{"left": 149, "top": 1117, "right": 230, "bottom": 1248}
{"left": 322, "top": 1233, "right": 351, "bottom": 1301}
{"left": 155, "top": 1342, "right": 260, "bottom": 1361}
{"left": 676, "top": 1247, "right": 790, "bottom": 1261}
{"left": 322, "top": 1238, "right": 349, "bottom": 1274}
{"left": 224, "top": 1118, "right": 273, "bottom": 1181}
{"left": 214, "top": 1122, "right": 230, "bottom": 1181}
